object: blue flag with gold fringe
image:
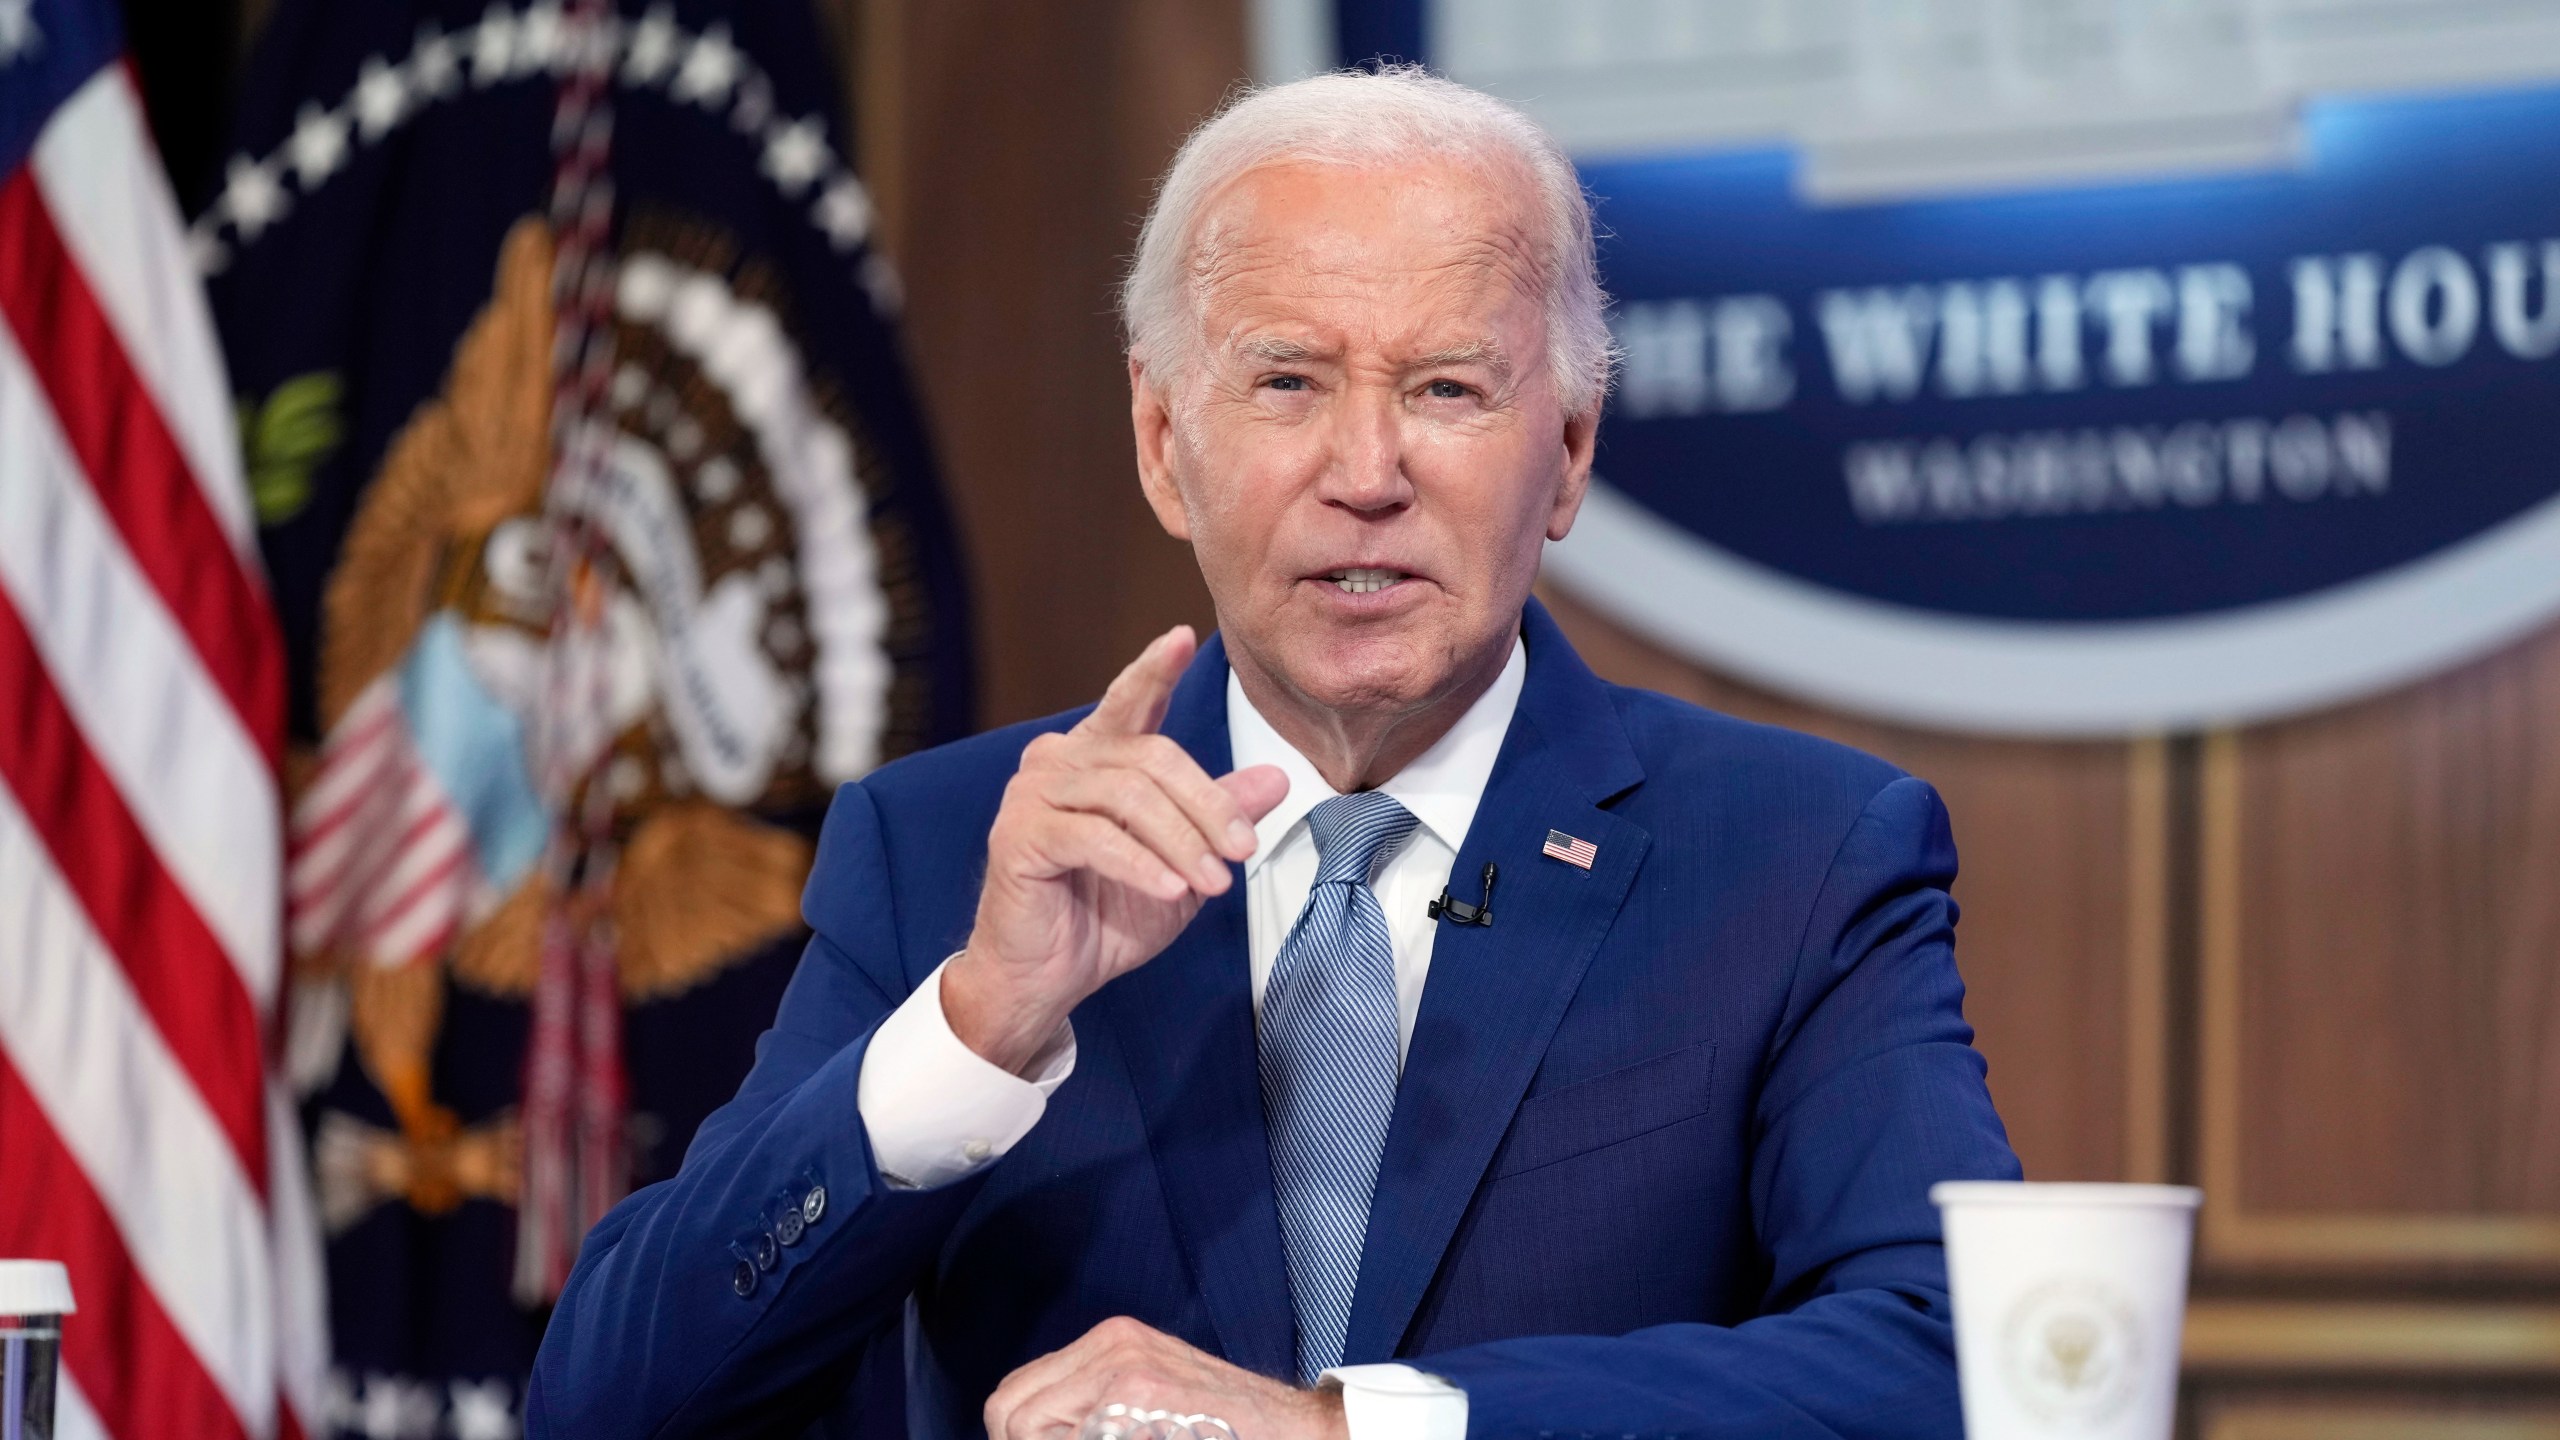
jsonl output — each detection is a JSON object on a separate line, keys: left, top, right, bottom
{"left": 197, "top": 1, "right": 970, "bottom": 1430}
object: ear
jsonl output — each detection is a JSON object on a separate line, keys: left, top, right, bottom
{"left": 1130, "top": 357, "right": 1193, "bottom": 541}
{"left": 1545, "top": 401, "right": 1600, "bottom": 542}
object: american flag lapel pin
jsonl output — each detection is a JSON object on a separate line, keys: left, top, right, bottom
{"left": 1541, "top": 829, "right": 1597, "bottom": 870}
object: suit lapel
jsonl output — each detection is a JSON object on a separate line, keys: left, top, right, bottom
{"left": 1343, "top": 598, "right": 1651, "bottom": 1363}
{"left": 1091, "top": 634, "right": 1297, "bottom": 1377}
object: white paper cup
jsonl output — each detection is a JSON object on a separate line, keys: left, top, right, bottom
{"left": 1931, "top": 1182, "right": 2201, "bottom": 1440}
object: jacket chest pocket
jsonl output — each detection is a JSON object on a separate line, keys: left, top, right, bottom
{"left": 1490, "top": 1038, "right": 1718, "bottom": 1179}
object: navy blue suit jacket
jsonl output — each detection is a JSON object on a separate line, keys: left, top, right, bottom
{"left": 529, "top": 599, "right": 2021, "bottom": 1438}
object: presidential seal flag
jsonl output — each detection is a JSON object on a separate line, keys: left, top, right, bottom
{"left": 195, "top": 0, "right": 971, "bottom": 1429}
{"left": 0, "top": 1, "right": 331, "bottom": 1437}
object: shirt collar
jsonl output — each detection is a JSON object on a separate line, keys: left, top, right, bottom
{"left": 1226, "top": 635, "right": 1527, "bottom": 876}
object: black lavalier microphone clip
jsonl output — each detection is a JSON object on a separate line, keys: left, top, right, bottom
{"left": 1428, "top": 862, "right": 1497, "bottom": 927}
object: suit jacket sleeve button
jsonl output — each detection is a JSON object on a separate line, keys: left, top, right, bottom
{"left": 801, "top": 1185, "right": 827, "bottom": 1225}
{"left": 753, "top": 1231, "right": 780, "bottom": 1271}
{"left": 731, "top": 1259, "right": 759, "bottom": 1298}
{"left": 776, "top": 1207, "right": 806, "bottom": 1247}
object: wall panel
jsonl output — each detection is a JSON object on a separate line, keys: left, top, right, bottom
{"left": 2203, "top": 619, "right": 2560, "bottom": 1273}
{"left": 2199, "top": 1400, "right": 2560, "bottom": 1440}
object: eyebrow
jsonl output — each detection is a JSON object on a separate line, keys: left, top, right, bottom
{"left": 1234, "top": 335, "right": 1322, "bottom": 365}
{"left": 1407, "top": 339, "right": 1512, "bottom": 379}
{"left": 1227, "top": 334, "right": 1514, "bottom": 378}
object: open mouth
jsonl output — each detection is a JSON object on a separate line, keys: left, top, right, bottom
{"left": 1322, "top": 567, "right": 1411, "bottom": 595}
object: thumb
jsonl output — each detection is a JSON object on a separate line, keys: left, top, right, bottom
{"left": 1217, "top": 764, "right": 1290, "bottom": 827}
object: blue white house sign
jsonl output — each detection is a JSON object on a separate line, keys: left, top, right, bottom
{"left": 1326, "top": 0, "right": 2560, "bottom": 735}
{"left": 1544, "top": 81, "right": 2560, "bottom": 734}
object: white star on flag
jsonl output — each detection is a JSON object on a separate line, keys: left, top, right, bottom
{"left": 411, "top": 24, "right": 461, "bottom": 98}
{"left": 352, "top": 56, "right": 411, "bottom": 140}
{"left": 624, "top": 5, "right": 678, "bottom": 83}
{"left": 222, "top": 153, "right": 290, "bottom": 238}
{"left": 447, "top": 1378, "right": 520, "bottom": 1440}
{"left": 673, "top": 23, "right": 741, "bottom": 107}
{"left": 517, "top": 0, "right": 564, "bottom": 74}
{"left": 353, "top": 1373, "right": 441, "bottom": 1440}
{"left": 472, "top": 5, "right": 518, "bottom": 87}
{"left": 0, "top": 0, "right": 39, "bottom": 65}
{"left": 762, "top": 116, "right": 828, "bottom": 195}
{"left": 815, "top": 178, "right": 872, "bottom": 251}
{"left": 286, "top": 102, "right": 349, "bottom": 187}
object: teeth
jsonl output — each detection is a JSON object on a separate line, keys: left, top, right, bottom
{"left": 1327, "top": 568, "right": 1405, "bottom": 594}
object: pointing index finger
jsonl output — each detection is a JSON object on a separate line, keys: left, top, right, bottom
{"left": 1080, "top": 626, "right": 1197, "bottom": 737}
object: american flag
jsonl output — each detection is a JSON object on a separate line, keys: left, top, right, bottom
{"left": 1542, "top": 829, "right": 1598, "bottom": 870}
{"left": 0, "top": 2, "right": 328, "bottom": 1437}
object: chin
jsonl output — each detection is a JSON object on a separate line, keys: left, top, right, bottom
{"left": 1280, "top": 627, "right": 1456, "bottom": 716}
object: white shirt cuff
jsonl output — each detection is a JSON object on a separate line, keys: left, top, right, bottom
{"left": 855, "top": 958, "right": 1075, "bottom": 1189}
{"left": 1322, "top": 1363, "right": 1467, "bottom": 1440}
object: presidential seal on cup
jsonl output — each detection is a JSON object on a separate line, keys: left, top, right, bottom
{"left": 1931, "top": 1182, "right": 2202, "bottom": 1440}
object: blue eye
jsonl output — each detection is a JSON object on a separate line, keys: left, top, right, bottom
{"left": 1266, "top": 375, "right": 1310, "bottom": 391}
{"left": 1426, "top": 380, "right": 1469, "bottom": 399}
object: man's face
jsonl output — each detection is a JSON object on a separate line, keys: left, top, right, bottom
{"left": 1132, "top": 158, "right": 1597, "bottom": 721}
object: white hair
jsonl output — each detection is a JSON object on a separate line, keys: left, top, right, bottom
{"left": 1122, "top": 66, "right": 1616, "bottom": 418}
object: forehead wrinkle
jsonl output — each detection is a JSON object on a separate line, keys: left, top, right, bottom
{"left": 1175, "top": 159, "right": 1557, "bottom": 398}
{"left": 1229, "top": 332, "right": 1323, "bottom": 366}
{"left": 1404, "top": 336, "right": 1512, "bottom": 379}
{"left": 1199, "top": 245, "right": 1542, "bottom": 367}
{"left": 1210, "top": 326, "right": 1512, "bottom": 384}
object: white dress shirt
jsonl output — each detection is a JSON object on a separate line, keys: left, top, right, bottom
{"left": 855, "top": 638, "right": 1524, "bottom": 1439}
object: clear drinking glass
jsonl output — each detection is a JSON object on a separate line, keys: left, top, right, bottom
{"left": 1076, "top": 1403, "right": 1237, "bottom": 1440}
{"left": 0, "top": 1262, "right": 73, "bottom": 1440}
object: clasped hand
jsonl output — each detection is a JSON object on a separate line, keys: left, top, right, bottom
{"left": 985, "top": 1317, "right": 1346, "bottom": 1440}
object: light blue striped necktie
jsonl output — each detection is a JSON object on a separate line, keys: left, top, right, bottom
{"left": 1259, "top": 790, "right": 1419, "bottom": 1385}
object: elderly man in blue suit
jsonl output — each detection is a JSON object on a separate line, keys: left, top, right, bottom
{"left": 530, "top": 66, "right": 2018, "bottom": 1440}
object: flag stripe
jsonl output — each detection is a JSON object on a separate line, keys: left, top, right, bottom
{"left": 295, "top": 773, "right": 437, "bottom": 930}
{"left": 0, "top": 168, "right": 284, "bottom": 765}
{"left": 291, "top": 758, "right": 460, "bottom": 958}
{"left": 0, "top": 319, "right": 282, "bottom": 1001}
{"left": 3, "top": 36, "right": 322, "bottom": 1440}
{"left": 287, "top": 691, "right": 401, "bottom": 845}
{"left": 352, "top": 796, "right": 471, "bottom": 929}
{"left": 55, "top": 1374, "right": 107, "bottom": 1440}
{"left": 287, "top": 757, "right": 423, "bottom": 919}
{"left": 263, "top": 1084, "right": 332, "bottom": 1437}
{"left": 28, "top": 66, "right": 259, "bottom": 557}
{"left": 0, "top": 588, "right": 270, "bottom": 1189}
{"left": 0, "top": 782, "right": 279, "bottom": 1431}
{"left": 0, "top": 1052, "right": 252, "bottom": 1440}
{"left": 357, "top": 843, "right": 470, "bottom": 965}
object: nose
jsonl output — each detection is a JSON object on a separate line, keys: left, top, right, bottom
{"left": 1313, "top": 386, "right": 1414, "bottom": 515}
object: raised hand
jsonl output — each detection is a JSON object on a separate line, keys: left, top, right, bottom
{"left": 942, "top": 627, "right": 1289, "bottom": 1075}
